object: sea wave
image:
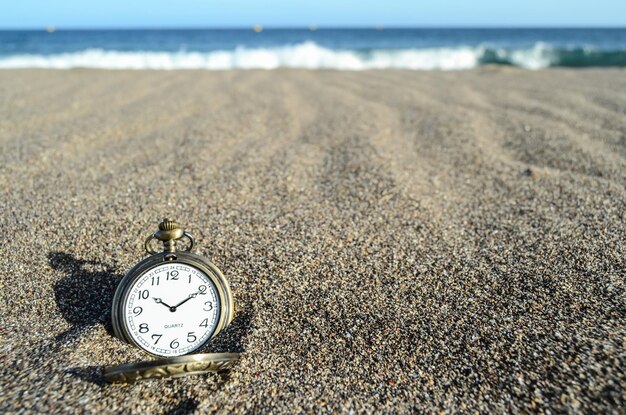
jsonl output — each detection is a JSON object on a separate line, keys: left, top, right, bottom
{"left": 0, "top": 42, "right": 624, "bottom": 70}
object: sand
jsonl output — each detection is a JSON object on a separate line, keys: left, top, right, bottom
{"left": 0, "top": 68, "right": 624, "bottom": 414}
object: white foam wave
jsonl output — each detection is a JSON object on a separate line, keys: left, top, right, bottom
{"left": 487, "top": 41, "right": 555, "bottom": 69}
{"left": 0, "top": 41, "right": 556, "bottom": 70}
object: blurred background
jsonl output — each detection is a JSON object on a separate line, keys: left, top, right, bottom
{"left": 0, "top": 0, "right": 625, "bottom": 70}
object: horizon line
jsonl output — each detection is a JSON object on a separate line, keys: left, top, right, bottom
{"left": 1, "top": 25, "right": 625, "bottom": 31}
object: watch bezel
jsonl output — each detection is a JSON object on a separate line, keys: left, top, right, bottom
{"left": 111, "top": 251, "right": 234, "bottom": 357}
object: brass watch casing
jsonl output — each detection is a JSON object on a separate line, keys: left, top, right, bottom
{"left": 110, "top": 220, "right": 234, "bottom": 357}
{"left": 104, "top": 353, "right": 241, "bottom": 383}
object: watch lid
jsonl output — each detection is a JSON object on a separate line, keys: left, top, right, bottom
{"left": 103, "top": 352, "right": 240, "bottom": 383}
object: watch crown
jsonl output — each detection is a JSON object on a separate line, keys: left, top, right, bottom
{"left": 145, "top": 218, "right": 195, "bottom": 255}
{"left": 153, "top": 218, "right": 184, "bottom": 250}
{"left": 159, "top": 218, "right": 180, "bottom": 231}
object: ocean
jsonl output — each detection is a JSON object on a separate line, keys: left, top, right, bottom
{"left": 1, "top": 28, "right": 625, "bottom": 70}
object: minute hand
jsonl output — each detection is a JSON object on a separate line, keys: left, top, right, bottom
{"left": 173, "top": 292, "right": 200, "bottom": 308}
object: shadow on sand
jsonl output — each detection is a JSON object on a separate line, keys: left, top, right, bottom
{"left": 48, "top": 251, "right": 120, "bottom": 341}
{"left": 48, "top": 251, "right": 252, "bottom": 393}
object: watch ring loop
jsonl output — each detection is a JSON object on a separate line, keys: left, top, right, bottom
{"left": 144, "top": 232, "right": 194, "bottom": 254}
{"left": 181, "top": 231, "right": 195, "bottom": 252}
{"left": 144, "top": 234, "right": 159, "bottom": 255}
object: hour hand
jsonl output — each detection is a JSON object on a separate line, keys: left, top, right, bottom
{"left": 153, "top": 297, "right": 174, "bottom": 309}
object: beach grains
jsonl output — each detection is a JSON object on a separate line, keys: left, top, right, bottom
{"left": 0, "top": 69, "right": 625, "bottom": 414}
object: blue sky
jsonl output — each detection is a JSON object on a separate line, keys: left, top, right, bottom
{"left": 1, "top": 0, "right": 625, "bottom": 29}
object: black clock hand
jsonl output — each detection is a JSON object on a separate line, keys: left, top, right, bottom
{"left": 153, "top": 297, "right": 177, "bottom": 312}
{"left": 173, "top": 292, "right": 199, "bottom": 309}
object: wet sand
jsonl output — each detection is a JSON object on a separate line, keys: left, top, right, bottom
{"left": 1, "top": 68, "right": 625, "bottom": 413}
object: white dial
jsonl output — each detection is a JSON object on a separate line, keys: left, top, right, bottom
{"left": 123, "top": 263, "right": 221, "bottom": 357}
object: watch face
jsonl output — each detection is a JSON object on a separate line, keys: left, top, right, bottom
{"left": 122, "top": 262, "right": 221, "bottom": 357}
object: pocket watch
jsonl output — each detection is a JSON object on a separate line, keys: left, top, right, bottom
{"left": 104, "top": 219, "right": 239, "bottom": 383}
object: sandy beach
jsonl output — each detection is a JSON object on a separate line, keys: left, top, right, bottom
{"left": 1, "top": 68, "right": 625, "bottom": 413}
